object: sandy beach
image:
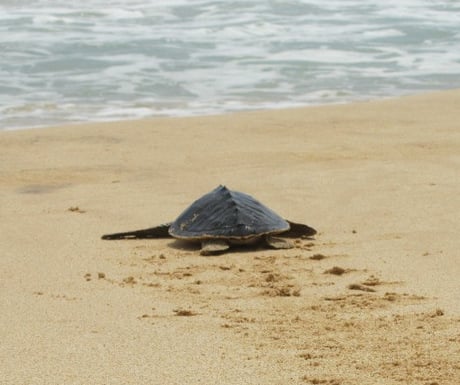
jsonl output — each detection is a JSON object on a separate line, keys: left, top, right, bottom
{"left": 1, "top": 90, "right": 459, "bottom": 384}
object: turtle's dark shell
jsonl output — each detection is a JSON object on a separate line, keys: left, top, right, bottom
{"left": 101, "top": 185, "right": 317, "bottom": 255}
{"left": 169, "top": 185, "right": 289, "bottom": 240}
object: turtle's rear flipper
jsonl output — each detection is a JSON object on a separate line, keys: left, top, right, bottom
{"left": 283, "top": 221, "right": 317, "bottom": 238}
{"left": 200, "top": 239, "right": 229, "bottom": 256}
{"left": 265, "top": 235, "right": 294, "bottom": 249}
{"left": 101, "top": 223, "right": 171, "bottom": 240}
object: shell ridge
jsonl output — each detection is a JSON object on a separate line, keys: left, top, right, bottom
{"left": 170, "top": 185, "right": 289, "bottom": 239}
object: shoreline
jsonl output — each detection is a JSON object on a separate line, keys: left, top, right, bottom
{"left": 1, "top": 89, "right": 459, "bottom": 384}
{"left": 2, "top": 88, "right": 458, "bottom": 133}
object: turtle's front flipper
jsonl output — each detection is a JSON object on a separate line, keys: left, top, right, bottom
{"left": 265, "top": 235, "right": 294, "bottom": 249}
{"left": 101, "top": 223, "right": 171, "bottom": 240}
{"left": 283, "top": 221, "right": 317, "bottom": 238}
{"left": 200, "top": 239, "right": 229, "bottom": 256}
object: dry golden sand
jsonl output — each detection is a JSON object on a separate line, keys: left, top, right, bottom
{"left": 1, "top": 90, "right": 460, "bottom": 384}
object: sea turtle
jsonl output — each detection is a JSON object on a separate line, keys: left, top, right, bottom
{"left": 102, "top": 185, "right": 316, "bottom": 255}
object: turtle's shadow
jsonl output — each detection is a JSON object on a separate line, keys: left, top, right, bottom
{"left": 167, "top": 239, "right": 200, "bottom": 252}
{"left": 166, "top": 238, "right": 311, "bottom": 255}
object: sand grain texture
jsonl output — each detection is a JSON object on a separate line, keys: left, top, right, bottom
{"left": 1, "top": 90, "right": 460, "bottom": 384}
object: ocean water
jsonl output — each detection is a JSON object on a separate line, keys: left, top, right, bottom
{"left": 1, "top": 1, "right": 460, "bottom": 130}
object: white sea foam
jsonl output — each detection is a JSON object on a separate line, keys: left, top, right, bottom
{"left": 1, "top": 0, "right": 460, "bottom": 129}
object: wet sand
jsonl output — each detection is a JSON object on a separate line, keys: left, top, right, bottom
{"left": 1, "top": 90, "right": 459, "bottom": 384}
